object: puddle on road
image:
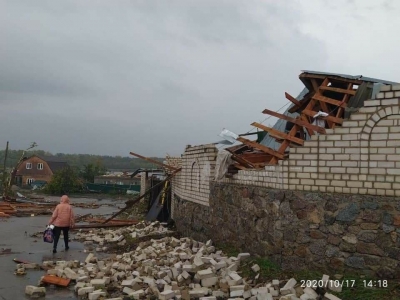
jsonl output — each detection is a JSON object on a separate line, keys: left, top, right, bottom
{"left": 0, "top": 196, "right": 125, "bottom": 300}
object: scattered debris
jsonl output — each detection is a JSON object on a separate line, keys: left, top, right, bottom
{"left": 18, "top": 221, "right": 344, "bottom": 299}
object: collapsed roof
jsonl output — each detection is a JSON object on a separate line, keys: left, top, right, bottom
{"left": 223, "top": 70, "right": 398, "bottom": 174}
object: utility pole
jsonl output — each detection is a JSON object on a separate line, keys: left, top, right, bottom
{"left": 2, "top": 141, "right": 9, "bottom": 199}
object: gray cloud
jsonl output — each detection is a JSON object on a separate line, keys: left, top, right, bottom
{"left": 0, "top": 0, "right": 336, "bottom": 156}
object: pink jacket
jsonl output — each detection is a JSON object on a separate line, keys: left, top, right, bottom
{"left": 48, "top": 195, "right": 75, "bottom": 227}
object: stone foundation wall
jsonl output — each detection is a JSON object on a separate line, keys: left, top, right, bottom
{"left": 173, "top": 184, "right": 400, "bottom": 278}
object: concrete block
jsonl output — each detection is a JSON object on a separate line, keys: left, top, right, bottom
{"left": 280, "top": 278, "right": 297, "bottom": 295}
{"left": 189, "top": 288, "right": 206, "bottom": 298}
{"left": 160, "top": 290, "right": 175, "bottom": 300}
{"left": 88, "top": 291, "right": 107, "bottom": 300}
{"left": 78, "top": 287, "right": 95, "bottom": 296}
{"left": 90, "top": 279, "right": 106, "bottom": 288}
{"left": 237, "top": 253, "right": 251, "bottom": 260}
{"left": 85, "top": 253, "right": 95, "bottom": 264}
{"left": 251, "top": 264, "right": 260, "bottom": 272}
{"left": 197, "top": 269, "right": 215, "bottom": 279}
{"left": 64, "top": 267, "right": 78, "bottom": 280}
{"left": 202, "top": 277, "right": 218, "bottom": 287}
{"left": 25, "top": 286, "right": 46, "bottom": 298}
{"left": 129, "top": 289, "right": 145, "bottom": 299}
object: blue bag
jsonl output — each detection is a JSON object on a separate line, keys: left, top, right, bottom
{"left": 43, "top": 226, "right": 54, "bottom": 243}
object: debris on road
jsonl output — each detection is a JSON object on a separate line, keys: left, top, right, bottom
{"left": 18, "top": 221, "right": 343, "bottom": 299}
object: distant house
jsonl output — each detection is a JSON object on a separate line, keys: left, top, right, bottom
{"left": 14, "top": 155, "right": 69, "bottom": 186}
{"left": 94, "top": 172, "right": 141, "bottom": 185}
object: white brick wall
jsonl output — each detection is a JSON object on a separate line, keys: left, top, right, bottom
{"left": 171, "top": 85, "right": 400, "bottom": 203}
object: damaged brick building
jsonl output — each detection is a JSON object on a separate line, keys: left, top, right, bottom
{"left": 166, "top": 71, "right": 400, "bottom": 278}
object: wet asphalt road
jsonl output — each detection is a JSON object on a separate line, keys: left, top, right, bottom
{"left": 0, "top": 196, "right": 123, "bottom": 300}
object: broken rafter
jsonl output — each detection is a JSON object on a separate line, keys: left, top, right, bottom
{"left": 288, "top": 92, "right": 313, "bottom": 114}
{"left": 228, "top": 152, "right": 255, "bottom": 169}
{"left": 236, "top": 137, "right": 284, "bottom": 159}
{"left": 312, "top": 94, "right": 348, "bottom": 108}
{"left": 285, "top": 92, "right": 301, "bottom": 107}
{"left": 129, "top": 151, "right": 179, "bottom": 171}
{"left": 262, "top": 109, "right": 326, "bottom": 134}
{"left": 251, "top": 122, "right": 304, "bottom": 145}
{"left": 319, "top": 86, "right": 356, "bottom": 95}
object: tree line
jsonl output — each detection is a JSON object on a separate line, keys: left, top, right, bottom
{"left": 0, "top": 149, "right": 165, "bottom": 171}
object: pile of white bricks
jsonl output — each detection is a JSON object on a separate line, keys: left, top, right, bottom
{"left": 23, "top": 222, "right": 343, "bottom": 300}
{"left": 73, "top": 221, "right": 172, "bottom": 252}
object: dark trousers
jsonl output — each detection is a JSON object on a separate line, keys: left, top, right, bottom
{"left": 53, "top": 226, "right": 69, "bottom": 250}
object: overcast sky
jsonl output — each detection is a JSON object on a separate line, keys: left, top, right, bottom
{"left": 1, "top": 0, "right": 399, "bottom": 157}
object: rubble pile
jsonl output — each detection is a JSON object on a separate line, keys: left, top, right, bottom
{"left": 22, "top": 222, "right": 343, "bottom": 300}
{"left": 73, "top": 221, "right": 173, "bottom": 252}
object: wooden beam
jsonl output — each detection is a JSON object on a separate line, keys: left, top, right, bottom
{"left": 236, "top": 137, "right": 284, "bottom": 159}
{"left": 302, "top": 109, "right": 343, "bottom": 124}
{"left": 228, "top": 152, "right": 255, "bottom": 169}
{"left": 129, "top": 151, "right": 179, "bottom": 171}
{"left": 251, "top": 122, "right": 304, "bottom": 145}
{"left": 262, "top": 109, "right": 326, "bottom": 134}
{"left": 299, "top": 73, "right": 363, "bottom": 85}
{"left": 288, "top": 92, "right": 313, "bottom": 113}
{"left": 300, "top": 114, "right": 314, "bottom": 136}
{"left": 285, "top": 92, "right": 301, "bottom": 107}
{"left": 311, "top": 79, "right": 320, "bottom": 92}
{"left": 312, "top": 94, "right": 348, "bottom": 108}
{"left": 319, "top": 86, "right": 356, "bottom": 95}
{"left": 334, "top": 83, "right": 353, "bottom": 128}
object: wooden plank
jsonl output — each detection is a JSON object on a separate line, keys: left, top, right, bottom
{"left": 229, "top": 152, "right": 255, "bottom": 169}
{"left": 285, "top": 92, "right": 301, "bottom": 107}
{"left": 129, "top": 152, "right": 179, "bottom": 171}
{"left": 319, "top": 86, "right": 356, "bottom": 95}
{"left": 288, "top": 92, "right": 313, "bottom": 113}
{"left": 251, "top": 122, "right": 304, "bottom": 145}
{"left": 262, "top": 109, "right": 326, "bottom": 134}
{"left": 299, "top": 73, "right": 363, "bottom": 85}
{"left": 311, "top": 79, "right": 320, "bottom": 92}
{"left": 299, "top": 114, "right": 314, "bottom": 136}
{"left": 236, "top": 137, "right": 284, "bottom": 159}
{"left": 269, "top": 123, "right": 300, "bottom": 165}
{"left": 334, "top": 83, "right": 353, "bottom": 128}
{"left": 312, "top": 94, "right": 347, "bottom": 108}
{"left": 302, "top": 109, "right": 343, "bottom": 124}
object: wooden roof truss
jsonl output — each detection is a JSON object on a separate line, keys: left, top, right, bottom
{"left": 230, "top": 73, "right": 361, "bottom": 170}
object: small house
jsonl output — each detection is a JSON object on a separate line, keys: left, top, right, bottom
{"left": 14, "top": 155, "right": 69, "bottom": 186}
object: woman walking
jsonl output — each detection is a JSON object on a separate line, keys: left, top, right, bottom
{"left": 48, "top": 195, "right": 75, "bottom": 253}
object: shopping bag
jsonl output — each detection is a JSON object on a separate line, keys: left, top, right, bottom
{"left": 43, "top": 226, "right": 54, "bottom": 243}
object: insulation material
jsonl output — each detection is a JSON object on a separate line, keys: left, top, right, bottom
{"left": 214, "top": 150, "right": 233, "bottom": 180}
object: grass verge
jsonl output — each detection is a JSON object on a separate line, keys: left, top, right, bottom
{"left": 217, "top": 244, "right": 400, "bottom": 300}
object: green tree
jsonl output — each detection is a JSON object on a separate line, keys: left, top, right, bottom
{"left": 80, "top": 162, "right": 107, "bottom": 183}
{"left": 44, "top": 166, "right": 82, "bottom": 195}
